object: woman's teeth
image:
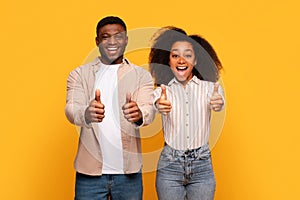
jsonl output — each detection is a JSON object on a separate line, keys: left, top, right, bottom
{"left": 176, "top": 66, "right": 188, "bottom": 71}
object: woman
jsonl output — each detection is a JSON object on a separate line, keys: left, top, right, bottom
{"left": 149, "top": 27, "right": 225, "bottom": 200}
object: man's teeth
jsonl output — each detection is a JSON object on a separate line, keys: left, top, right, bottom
{"left": 107, "top": 47, "right": 117, "bottom": 51}
{"left": 177, "top": 67, "right": 187, "bottom": 70}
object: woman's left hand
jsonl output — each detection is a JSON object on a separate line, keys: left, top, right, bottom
{"left": 210, "top": 82, "right": 224, "bottom": 112}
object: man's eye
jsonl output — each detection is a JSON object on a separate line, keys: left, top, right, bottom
{"left": 101, "top": 35, "right": 109, "bottom": 39}
{"left": 171, "top": 54, "right": 179, "bottom": 58}
{"left": 185, "top": 55, "right": 192, "bottom": 58}
{"left": 115, "top": 35, "right": 123, "bottom": 39}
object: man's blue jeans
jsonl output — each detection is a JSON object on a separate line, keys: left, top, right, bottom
{"left": 75, "top": 171, "right": 142, "bottom": 200}
{"left": 156, "top": 144, "right": 216, "bottom": 200}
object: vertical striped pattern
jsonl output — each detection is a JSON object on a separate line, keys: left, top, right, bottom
{"left": 154, "top": 76, "right": 224, "bottom": 150}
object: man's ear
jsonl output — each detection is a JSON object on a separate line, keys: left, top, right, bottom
{"left": 95, "top": 36, "right": 100, "bottom": 46}
{"left": 125, "top": 35, "right": 128, "bottom": 45}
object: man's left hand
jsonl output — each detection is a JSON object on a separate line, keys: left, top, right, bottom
{"left": 122, "top": 93, "right": 143, "bottom": 123}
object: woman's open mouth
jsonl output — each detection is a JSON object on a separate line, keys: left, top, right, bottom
{"left": 176, "top": 66, "right": 188, "bottom": 71}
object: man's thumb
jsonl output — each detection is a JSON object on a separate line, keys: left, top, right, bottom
{"left": 95, "top": 89, "right": 101, "bottom": 103}
{"left": 126, "top": 92, "right": 131, "bottom": 103}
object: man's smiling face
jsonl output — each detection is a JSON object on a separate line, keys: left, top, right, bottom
{"left": 96, "top": 24, "right": 128, "bottom": 64}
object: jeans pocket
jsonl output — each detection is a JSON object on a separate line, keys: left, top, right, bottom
{"left": 195, "top": 146, "right": 211, "bottom": 160}
{"left": 160, "top": 146, "right": 175, "bottom": 161}
{"left": 157, "top": 147, "right": 175, "bottom": 170}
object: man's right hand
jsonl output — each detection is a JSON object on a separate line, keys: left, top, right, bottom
{"left": 85, "top": 89, "right": 105, "bottom": 123}
{"left": 155, "top": 84, "right": 172, "bottom": 115}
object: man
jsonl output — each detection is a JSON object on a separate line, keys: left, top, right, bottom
{"left": 65, "top": 16, "right": 155, "bottom": 200}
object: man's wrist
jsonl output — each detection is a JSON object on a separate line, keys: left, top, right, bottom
{"left": 134, "top": 118, "right": 143, "bottom": 126}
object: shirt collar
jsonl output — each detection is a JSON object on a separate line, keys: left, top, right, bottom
{"left": 168, "top": 75, "right": 200, "bottom": 86}
{"left": 191, "top": 75, "right": 201, "bottom": 84}
{"left": 93, "top": 57, "right": 130, "bottom": 73}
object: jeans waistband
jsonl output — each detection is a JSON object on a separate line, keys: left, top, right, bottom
{"left": 164, "top": 143, "right": 210, "bottom": 158}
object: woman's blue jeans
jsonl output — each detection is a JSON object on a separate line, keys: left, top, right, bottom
{"left": 75, "top": 171, "right": 142, "bottom": 200}
{"left": 156, "top": 144, "right": 216, "bottom": 200}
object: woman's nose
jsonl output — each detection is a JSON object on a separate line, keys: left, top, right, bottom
{"left": 178, "top": 56, "right": 185, "bottom": 64}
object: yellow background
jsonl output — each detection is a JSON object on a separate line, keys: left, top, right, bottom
{"left": 1, "top": 0, "right": 299, "bottom": 199}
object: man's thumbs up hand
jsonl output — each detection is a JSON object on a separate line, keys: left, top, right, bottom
{"left": 210, "top": 82, "right": 224, "bottom": 112}
{"left": 122, "top": 92, "right": 143, "bottom": 124}
{"left": 155, "top": 84, "right": 172, "bottom": 115}
{"left": 85, "top": 89, "right": 105, "bottom": 123}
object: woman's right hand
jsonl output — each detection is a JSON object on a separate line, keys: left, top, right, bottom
{"left": 155, "top": 84, "right": 172, "bottom": 115}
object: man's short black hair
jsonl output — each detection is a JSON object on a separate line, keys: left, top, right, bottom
{"left": 96, "top": 16, "right": 127, "bottom": 36}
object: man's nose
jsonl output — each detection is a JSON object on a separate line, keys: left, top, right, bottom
{"left": 108, "top": 36, "right": 117, "bottom": 44}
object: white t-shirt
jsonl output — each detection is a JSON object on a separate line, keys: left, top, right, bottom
{"left": 94, "top": 63, "right": 123, "bottom": 174}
